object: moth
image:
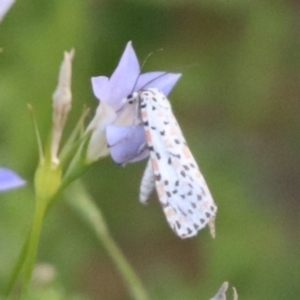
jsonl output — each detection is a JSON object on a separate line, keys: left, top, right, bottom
{"left": 126, "top": 88, "right": 217, "bottom": 239}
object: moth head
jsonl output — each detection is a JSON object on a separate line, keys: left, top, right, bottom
{"left": 126, "top": 92, "right": 138, "bottom": 104}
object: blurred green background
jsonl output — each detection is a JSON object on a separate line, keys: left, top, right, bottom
{"left": 1, "top": 0, "right": 300, "bottom": 299}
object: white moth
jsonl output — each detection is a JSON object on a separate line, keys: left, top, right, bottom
{"left": 128, "top": 88, "right": 217, "bottom": 239}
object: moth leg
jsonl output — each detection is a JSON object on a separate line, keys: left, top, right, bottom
{"left": 139, "top": 158, "right": 155, "bottom": 204}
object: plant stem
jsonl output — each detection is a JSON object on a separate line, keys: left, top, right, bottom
{"left": 4, "top": 232, "right": 30, "bottom": 297}
{"left": 66, "top": 181, "right": 150, "bottom": 300}
{"left": 4, "top": 201, "right": 47, "bottom": 298}
{"left": 21, "top": 200, "right": 47, "bottom": 294}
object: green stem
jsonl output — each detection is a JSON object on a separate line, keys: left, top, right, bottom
{"left": 21, "top": 200, "right": 47, "bottom": 294}
{"left": 4, "top": 134, "right": 89, "bottom": 297}
{"left": 4, "top": 232, "right": 30, "bottom": 297}
{"left": 3, "top": 201, "right": 47, "bottom": 298}
{"left": 3, "top": 154, "right": 86, "bottom": 296}
{"left": 66, "top": 181, "right": 150, "bottom": 300}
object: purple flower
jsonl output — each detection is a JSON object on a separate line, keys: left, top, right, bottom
{"left": 0, "top": 0, "right": 15, "bottom": 22}
{"left": 0, "top": 167, "right": 25, "bottom": 191}
{"left": 87, "top": 41, "right": 181, "bottom": 164}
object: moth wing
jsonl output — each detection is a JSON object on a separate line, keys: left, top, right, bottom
{"left": 140, "top": 89, "right": 217, "bottom": 238}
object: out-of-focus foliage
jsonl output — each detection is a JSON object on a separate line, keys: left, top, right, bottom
{"left": 11, "top": 285, "right": 91, "bottom": 300}
{"left": 0, "top": 0, "right": 299, "bottom": 299}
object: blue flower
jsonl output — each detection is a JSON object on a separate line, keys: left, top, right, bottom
{"left": 87, "top": 41, "right": 181, "bottom": 163}
{"left": 0, "top": 0, "right": 15, "bottom": 23}
{"left": 0, "top": 167, "right": 25, "bottom": 192}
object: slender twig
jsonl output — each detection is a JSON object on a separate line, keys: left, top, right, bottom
{"left": 65, "top": 181, "right": 150, "bottom": 300}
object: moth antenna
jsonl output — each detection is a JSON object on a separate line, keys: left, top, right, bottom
{"left": 129, "top": 48, "right": 164, "bottom": 95}
{"left": 139, "top": 71, "right": 169, "bottom": 91}
{"left": 140, "top": 48, "right": 163, "bottom": 73}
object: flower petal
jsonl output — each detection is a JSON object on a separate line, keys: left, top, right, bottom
{"left": 114, "top": 102, "right": 137, "bottom": 126}
{"left": 106, "top": 41, "right": 140, "bottom": 110}
{"left": 86, "top": 102, "right": 116, "bottom": 163}
{"left": 87, "top": 102, "right": 117, "bottom": 132}
{"left": 0, "top": 167, "right": 25, "bottom": 191}
{"left": 86, "top": 128, "right": 110, "bottom": 163}
{"left": 136, "top": 72, "right": 181, "bottom": 95}
{"left": 91, "top": 76, "right": 109, "bottom": 102}
{"left": 128, "top": 147, "right": 149, "bottom": 163}
{"left": 106, "top": 124, "right": 149, "bottom": 164}
{"left": 0, "top": 0, "right": 15, "bottom": 22}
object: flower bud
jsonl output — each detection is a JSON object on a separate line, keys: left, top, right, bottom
{"left": 51, "top": 49, "right": 74, "bottom": 165}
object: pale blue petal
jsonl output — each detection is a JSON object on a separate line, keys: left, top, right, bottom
{"left": 106, "top": 42, "right": 140, "bottom": 110}
{"left": 91, "top": 76, "right": 109, "bottom": 102}
{"left": 0, "top": 167, "right": 25, "bottom": 192}
{"left": 127, "top": 147, "right": 149, "bottom": 163}
{"left": 136, "top": 72, "right": 181, "bottom": 95}
{"left": 106, "top": 124, "right": 149, "bottom": 164}
{"left": 0, "top": 0, "right": 15, "bottom": 22}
